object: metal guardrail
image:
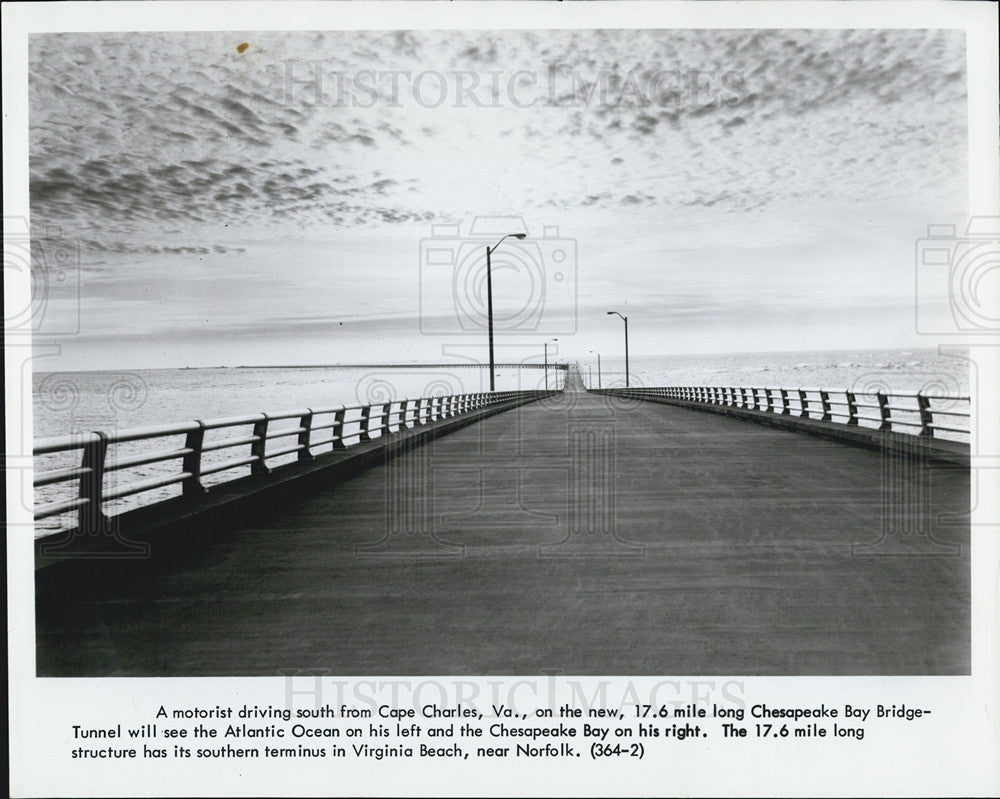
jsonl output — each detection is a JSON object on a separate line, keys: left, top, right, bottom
{"left": 34, "top": 390, "right": 549, "bottom": 529}
{"left": 589, "top": 385, "right": 970, "bottom": 438}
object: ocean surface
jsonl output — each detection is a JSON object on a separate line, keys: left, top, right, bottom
{"left": 31, "top": 348, "right": 969, "bottom": 533}
{"left": 583, "top": 348, "right": 970, "bottom": 394}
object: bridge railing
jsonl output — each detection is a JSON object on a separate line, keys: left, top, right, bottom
{"left": 34, "top": 390, "right": 549, "bottom": 531}
{"left": 589, "top": 385, "right": 970, "bottom": 439}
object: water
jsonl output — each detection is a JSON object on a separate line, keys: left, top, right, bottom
{"left": 31, "top": 349, "right": 968, "bottom": 534}
{"left": 32, "top": 364, "right": 561, "bottom": 439}
{"left": 582, "top": 348, "right": 970, "bottom": 395}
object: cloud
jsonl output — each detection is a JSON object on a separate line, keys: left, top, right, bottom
{"left": 26, "top": 29, "right": 969, "bottom": 366}
{"left": 30, "top": 29, "right": 966, "bottom": 240}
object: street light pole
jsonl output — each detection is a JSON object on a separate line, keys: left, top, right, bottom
{"left": 606, "top": 311, "right": 629, "bottom": 387}
{"left": 486, "top": 246, "right": 495, "bottom": 391}
{"left": 485, "top": 232, "right": 527, "bottom": 391}
{"left": 544, "top": 338, "right": 558, "bottom": 390}
{"left": 589, "top": 350, "right": 602, "bottom": 389}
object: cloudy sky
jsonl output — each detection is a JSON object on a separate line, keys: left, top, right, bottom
{"left": 29, "top": 28, "right": 967, "bottom": 369}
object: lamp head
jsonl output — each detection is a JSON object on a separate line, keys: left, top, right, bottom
{"left": 606, "top": 311, "right": 614, "bottom": 315}
{"left": 511, "top": 233, "right": 526, "bottom": 239}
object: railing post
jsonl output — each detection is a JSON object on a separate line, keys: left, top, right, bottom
{"left": 820, "top": 390, "right": 832, "bottom": 421}
{"left": 332, "top": 407, "right": 347, "bottom": 449}
{"left": 739, "top": 388, "right": 748, "bottom": 409}
{"left": 798, "top": 389, "right": 809, "bottom": 418}
{"left": 358, "top": 405, "right": 374, "bottom": 442}
{"left": 917, "top": 394, "right": 933, "bottom": 437}
{"left": 380, "top": 402, "right": 391, "bottom": 436}
{"left": 751, "top": 388, "right": 760, "bottom": 411}
{"left": 78, "top": 432, "right": 108, "bottom": 534}
{"left": 251, "top": 414, "right": 269, "bottom": 475}
{"left": 780, "top": 388, "right": 790, "bottom": 415}
{"left": 845, "top": 392, "right": 859, "bottom": 426}
{"left": 877, "top": 392, "right": 891, "bottom": 431}
{"left": 298, "top": 409, "right": 314, "bottom": 460}
{"left": 765, "top": 388, "right": 774, "bottom": 413}
{"left": 399, "top": 399, "right": 410, "bottom": 429}
{"left": 414, "top": 398, "right": 424, "bottom": 425}
{"left": 182, "top": 421, "right": 207, "bottom": 496}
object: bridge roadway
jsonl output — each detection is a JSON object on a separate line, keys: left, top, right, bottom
{"left": 36, "top": 367, "right": 969, "bottom": 676}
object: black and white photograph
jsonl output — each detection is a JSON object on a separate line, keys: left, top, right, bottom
{"left": 6, "top": 1, "right": 1000, "bottom": 796}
